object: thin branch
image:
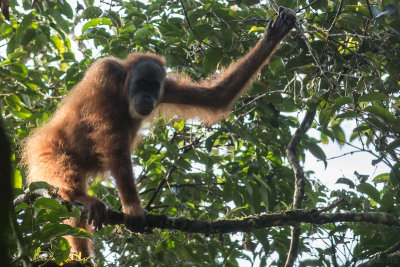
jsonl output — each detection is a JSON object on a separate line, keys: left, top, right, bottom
{"left": 358, "top": 250, "right": 400, "bottom": 267}
{"left": 330, "top": 236, "right": 340, "bottom": 267}
{"left": 270, "top": 0, "right": 334, "bottom": 90}
{"left": 317, "top": 198, "right": 344, "bottom": 214}
{"left": 296, "top": 0, "right": 322, "bottom": 13}
{"left": 287, "top": 110, "right": 316, "bottom": 209}
{"left": 145, "top": 166, "right": 176, "bottom": 210}
{"left": 358, "top": 240, "right": 400, "bottom": 267}
{"left": 295, "top": 24, "right": 335, "bottom": 89}
{"left": 323, "top": 150, "right": 371, "bottom": 161}
{"left": 179, "top": 0, "right": 194, "bottom": 33}
{"left": 327, "top": 0, "right": 345, "bottom": 32}
{"left": 285, "top": 110, "right": 317, "bottom": 267}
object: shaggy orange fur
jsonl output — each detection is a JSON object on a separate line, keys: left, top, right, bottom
{"left": 22, "top": 8, "right": 295, "bottom": 258}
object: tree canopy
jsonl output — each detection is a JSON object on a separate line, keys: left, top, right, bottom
{"left": 1, "top": 0, "right": 400, "bottom": 266}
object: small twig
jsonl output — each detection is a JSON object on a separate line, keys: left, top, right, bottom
{"left": 228, "top": 18, "right": 269, "bottom": 23}
{"left": 327, "top": 0, "right": 345, "bottom": 32}
{"left": 145, "top": 166, "right": 176, "bottom": 210}
{"left": 317, "top": 198, "right": 345, "bottom": 214}
{"left": 330, "top": 237, "right": 340, "bottom": 267}
{"left": 295, "top": 24, "right": 335, "bottom": 89}
{"left": 268, "top": 0, "right": 279, "bottom": 12}
{"left": 141, "top": 182, "right": 224, "bottom": 196}
{"left": 296, "top": 0, "right": 322, "bottom": 13}
{"left": 178, "top": 0, "right": 194, "bottom": 33}
{"left": 321, "top": 150, "right": 371, "bottom": 161}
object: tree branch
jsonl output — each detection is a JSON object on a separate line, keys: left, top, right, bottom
{"left": 285, "top": 110, "right": 317, "bottom": 267}
{"left": 15, "top": 190, "right": 400, "bottom": 234}
{"left": 358, "top": 241, "right": 400, "bottom": 267}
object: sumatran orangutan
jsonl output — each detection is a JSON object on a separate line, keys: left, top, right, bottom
{"left": 22, "top": 7, "right": 295, "bottom": 257}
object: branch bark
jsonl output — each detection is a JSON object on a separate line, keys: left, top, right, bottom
{"left": 285, "top": 110, "right": 316, "bottom": 267}
{"left": 14, "top": 191, "right": 400, "bottom": 233}
{"left": 94, "top": 209, "right": 400, "bottom": 233}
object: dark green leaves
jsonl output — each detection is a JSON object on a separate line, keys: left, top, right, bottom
{"left": 82, "top": 7, "right": 102, "bottom": 19}
{"left": 356, "top": 183, "right": 380, "bottom": 202}
{"left": 364, "top": 105, "right": 396, "bottom": 124}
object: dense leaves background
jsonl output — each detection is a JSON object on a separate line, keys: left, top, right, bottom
{"left": 1, "top": 0, "right": 400, "bottom": 266}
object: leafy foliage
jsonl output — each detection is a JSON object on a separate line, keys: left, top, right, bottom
{"left": 1, "top": 0, "right": 400, "bottom": 266}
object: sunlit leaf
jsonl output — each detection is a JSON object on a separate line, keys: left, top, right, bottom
{"left": 82, "top": 18, "right": 113, "bottom": 33}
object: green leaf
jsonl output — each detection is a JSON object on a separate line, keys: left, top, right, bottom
{"left": 388, "top": 139, "right": 400, "bottom": 150}
{"left": 373, "top": 173, "right": 390, "bottom": 182}
{"left": 5, "top": 94, "right": 21, "bottom": 107}
{"left": 356, "top": 183, "right": 380, "bottom": 202}
{"left": 16, "top": 13, "right": 34, "bottom": 44}
{"left": 390, "top": 163, "right": 400, "bottom": 186}
{"left": 33, "top": 198, "right": 64, "bottom": 211}
{"left": 134, "top": 27, "right": 151, "bottom": 41}
{"left": 303, "top": 140, "right": 327, "bottom": 168}
{"left": 29, "top": 181, "right": 54, "bottom": 192}
{"left": 34, "top": 32, "right": 48, "bottom": 52}
{"left": 335, "top": 177, "right": 355, "bottom": 188}
{"left": 0, "top": 22, "right": 13, "bottom": 39}
{"left": 52, "top": 237, "right": 70, "bottom": 264}
{"left": 82, "top": 18, "right": 112, "bottom": 33}
{"left": 248, "top": 26, "right": 265, "bottom": 34}
{"left": 39, "top": 223, "right": 76, "bottom": 241}
{"left": 332, "top": 125, "right": 345, "bottom": 145}
{"left": 82, "top": 7, "right": 103, "bottom": 19}
{"left": 321, "top": 133, "right": 329, "bottom": 144}
{"left": 332, "top": 96, "right": 353, "bottom": 110}
{"left": 336, "top": 111, "right": 358, "bottom": 119}
{"left": 48, "top": 9, "right": 69, "bottom": 33}
{"left": 7, "top": 48, "right": 28, "bottom": 61}
{"left": 59, "top": 1, "right": 73, "bottom": 19}
{"left": 344, "top": 5, "right": 371, "bottom": 17}
{"left": 319, "top": 109, "right": 333, "bottom": 129}
{"left": 205, "top": 131, "right": 221, "bottom": 153}
{"left": 106, "top": 10, "right": 122, "bottom": 27}
{"left": 364, "top": 105, "right": 396, "bottom": 124}
{"left": 193, "top": 24, "right": 215, "bottom": 41}
{"left": 203, "top": 48, "right": 222, "bottom": 73}
{"left": 14, "top": 169, "right": 22, "bottom": 189}
{"left": 51, "top": 36, "right": 64, "bottom": 53}
{"left": 358, "top": 92, "right": 386, "bottom": 102}
{"left": 268, "top": 58, "right": 283, "bottom": 75}
{"left": 9, "top": 62, "right": 28, "bottom": 76}
{"left": 11, "top": 107, "right": 32, "bottom": 119}
{"left": 252, "top": 174, "right": 271, "bottom": 192}
{"left": 185, "top": 202, "right": 195, "bottom": 209}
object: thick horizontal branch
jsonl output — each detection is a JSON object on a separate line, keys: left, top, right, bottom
{"left": 15, "top": 190, "right": 400, "bottom": 234}
{"left": 134, "top": 210, "right": 400, "bottom": 234}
